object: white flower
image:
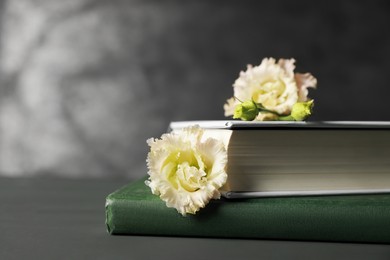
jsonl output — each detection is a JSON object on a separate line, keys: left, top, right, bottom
{"left": 146, "top": 126, "right": 228, "bottom": 216}
{"left": 224, "top": 58, "right": 317, "bottom": 120}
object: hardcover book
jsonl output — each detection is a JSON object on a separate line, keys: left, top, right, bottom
{"left": 105, "top": 177, "right": 390, "bottom": 243}
{"left": 170, "top": 121, "right": 390, "bottom": 198}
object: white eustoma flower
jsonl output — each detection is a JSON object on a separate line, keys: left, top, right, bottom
{"left": 146, "top": 126, "right": 228, "bottom": 216}
{"left": 224, "top": 58, "right": 317, "bottom": 120}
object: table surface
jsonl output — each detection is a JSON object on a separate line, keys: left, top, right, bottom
{"left": 1, "top": 176, "right": 390, "bottom": 260}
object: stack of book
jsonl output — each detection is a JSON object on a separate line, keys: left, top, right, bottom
{"left": 105, "top": 121, "right": 390, "bottom": 243}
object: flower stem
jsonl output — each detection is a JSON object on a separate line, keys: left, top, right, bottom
{"left": 256, "top": 103, "right": 283, "bottom": 116}
{"left": 234, "top": 96, "right": 244, "bottom": 103}
{"left": 278, "top": 115, "right": 295, "bottom": 121}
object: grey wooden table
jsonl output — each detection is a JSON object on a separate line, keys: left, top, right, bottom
{"left": 1, "top": 176, "right": 390, "bottom": 260}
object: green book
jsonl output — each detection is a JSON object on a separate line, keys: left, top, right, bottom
{"left": 106, "top": 177, "right": 390, "bottom": 243}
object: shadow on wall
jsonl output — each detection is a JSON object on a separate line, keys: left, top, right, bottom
{"left": 0, "top": 0, "right": 389, "bottom": 178}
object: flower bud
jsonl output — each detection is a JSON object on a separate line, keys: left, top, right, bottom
{"left": 290, "top": 100, "right": 314, "bottom": 121}
{"left": 233, "top": 100, "right": 259, "bottom": 121}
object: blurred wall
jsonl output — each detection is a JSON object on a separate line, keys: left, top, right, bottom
{"left": 0, "top": 0, "right": 390, "bottom": 178}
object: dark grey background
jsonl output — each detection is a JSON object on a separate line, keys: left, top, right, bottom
{"left": 0, "top": 0, "right": 390, "bottom": 178}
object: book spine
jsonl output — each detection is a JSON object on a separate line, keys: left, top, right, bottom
{"left": 105, "top": 196, "right": 390, "bottom": 243}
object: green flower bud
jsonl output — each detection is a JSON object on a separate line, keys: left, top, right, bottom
{"left": 233, "top": 100, "right": 259, "bottom": 121}
{"left": 290, "top": 100, "right": 314, "bottom": 121}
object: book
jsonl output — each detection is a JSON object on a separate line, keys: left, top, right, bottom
{"left": 170, "top": 121, "right": 390, "bottom": 198}
{"left": 105, "top": 177, "right": 390, "bottom": 243}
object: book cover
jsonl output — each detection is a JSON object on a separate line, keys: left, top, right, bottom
{"left": 106, "top": 177, "right": 390, "bottom": 243}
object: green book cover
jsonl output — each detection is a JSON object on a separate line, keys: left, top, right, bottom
{"left": 105, "top": 177, "right": 390, "bottom": 243}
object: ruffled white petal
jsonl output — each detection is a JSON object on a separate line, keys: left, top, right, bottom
{"left": 295, "top": 73, "right": 317, "bottom": 102}
{"left": 278, "top": 58, "right": 296, "bottom": 78}
{"left": 224, "top": 97, "right": 237, "bottom": 117}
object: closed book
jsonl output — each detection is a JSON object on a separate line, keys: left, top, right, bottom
{"left": 105, "top": 177, "right": 390, "bottom": 243}
{"left": 170, "top": 121, "right": 390, "bottom": 198}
